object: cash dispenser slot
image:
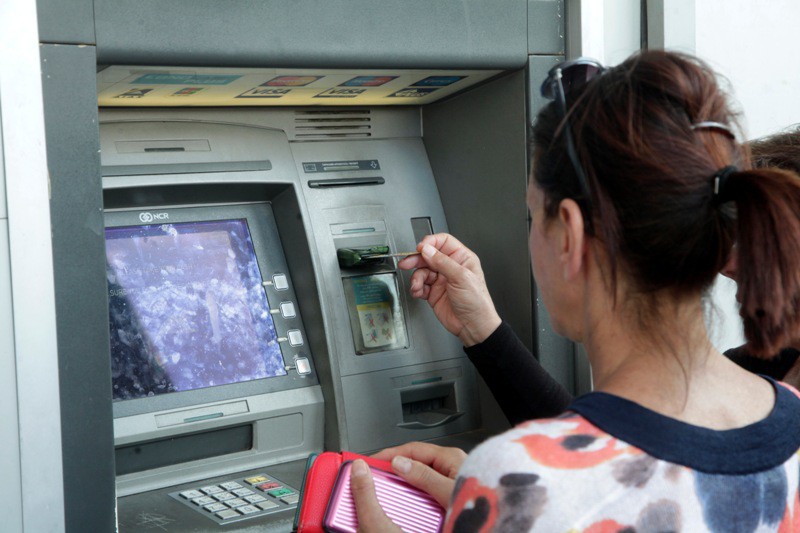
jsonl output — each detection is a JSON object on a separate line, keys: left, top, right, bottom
{"left": 398, "top": 382, "right": 464, "bottom": 429}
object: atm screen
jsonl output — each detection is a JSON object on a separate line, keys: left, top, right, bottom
{"left": 105, "top": 218, "right": 287, "bottom": 401}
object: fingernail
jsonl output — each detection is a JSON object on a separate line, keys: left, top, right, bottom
{"left": 422, "top": 244, "right": 436, "bottom": 259}
{"left": 352, "top": 460, "right": 369, "bottom": 477}
{"left": 392, "top": 456, "right": 412, "bottom": 474}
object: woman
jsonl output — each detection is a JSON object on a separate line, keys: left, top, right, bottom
{"left": 349, "top": 50, "right": 800, "bottom": 531}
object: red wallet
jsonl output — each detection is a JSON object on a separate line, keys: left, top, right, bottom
{"left": 295, "top": 451, "right": 392, "bottom": 533}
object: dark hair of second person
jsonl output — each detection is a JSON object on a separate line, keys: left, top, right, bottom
{"left": 724, "top": 124, "right": 800, "bottom": 379}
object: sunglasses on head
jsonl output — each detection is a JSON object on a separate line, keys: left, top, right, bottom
{"left": 540, "top": 58, "right": 607, "bottom": 230}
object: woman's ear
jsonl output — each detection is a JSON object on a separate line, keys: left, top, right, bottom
{"left": 558, "top": 198, "right": 587, "bottom": 280}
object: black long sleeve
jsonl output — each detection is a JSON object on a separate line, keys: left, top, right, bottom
{"left": 464, "top": 321, "right": 573, "bottom": 426}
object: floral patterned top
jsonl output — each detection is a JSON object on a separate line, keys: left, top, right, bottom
{"left": 444, "top": 378, "right": 800, "bottom": 532}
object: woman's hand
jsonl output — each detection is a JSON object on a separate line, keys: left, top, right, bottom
{"left": 398, "top": 233, "right": 501, "bottom": 347}
{"left": 350, "top": 442, "right": 466, "bottom": 531}
{"left": 372, "top": 441, "right": 466, "bottom": 507}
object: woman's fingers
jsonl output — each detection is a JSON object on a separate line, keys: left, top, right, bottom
{"left": 349, "top": 460, "right": 402, "bottom": 533}
{"left": 390, "top": 456, "right": 456, "bottom": 509}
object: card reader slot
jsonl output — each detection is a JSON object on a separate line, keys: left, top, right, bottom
{"left": 307, "top": 177, "right": 385, "bottom": 188}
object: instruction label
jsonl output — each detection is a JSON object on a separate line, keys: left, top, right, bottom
{"left": 352, "top": 277, "right": 396, "bottom": 348}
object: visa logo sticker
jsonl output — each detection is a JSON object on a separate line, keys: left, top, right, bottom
{"left": 236, "top": 87, "right": 292, "bottom": 98}
{"left": 387, "top": 87, "right": 438, "bottom": 98}
{"left": 314, "top": 88, "right": 367, "bottom": 98}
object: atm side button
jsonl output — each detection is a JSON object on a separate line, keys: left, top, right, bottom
{"left": 295, "top": 357, "right": 312, "bottom": 375}
{"left": 272, "top": 274, "right": 289, "bottom": 290}
{"left": 280, "top": 301, "right": 296, "bottom": 318}
{"left": 287, "top": 330, "right": 304, "bottom": 346}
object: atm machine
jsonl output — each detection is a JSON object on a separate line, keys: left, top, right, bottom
{"left": 17, "top": 0, "right": 575, "bottom": 531}
{"left": 98, "top": 73, "right": 508, "bottom": 530}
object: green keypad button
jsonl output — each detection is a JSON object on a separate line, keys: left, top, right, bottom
{"left": 267, "top": 488, "right": 293, "bottom": 498}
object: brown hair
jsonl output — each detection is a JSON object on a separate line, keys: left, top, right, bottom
{"left": 531, "top": 50, "right": 800, "bottom": 356}
{"left": 750, "top": 124, "right": 800, "bottom": 174}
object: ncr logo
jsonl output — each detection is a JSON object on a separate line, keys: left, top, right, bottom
{"left": 139, "top": 212, "right": 169, "bottom": 223}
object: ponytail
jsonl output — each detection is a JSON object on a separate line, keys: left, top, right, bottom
{"left": 727, "top": 167, "right": 800, "bottom": 356}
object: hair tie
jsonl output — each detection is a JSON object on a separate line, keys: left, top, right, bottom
{"left": 712, "top": 165, "right": 737, "bottom": 202}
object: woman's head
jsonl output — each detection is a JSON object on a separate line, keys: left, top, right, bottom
{"left": 530, "top": 50, "right": 800, "bottom": 356}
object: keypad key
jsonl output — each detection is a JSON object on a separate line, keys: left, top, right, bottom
{"left": 244, "top": 494, "right": 267, "bottom": 504}
{"left": 203, "top": 502, "right": 228, "bottom": 513}
{"left": 256, "top": 481, "right": 281, "bottom": 491}
{"left": 220, "top": 481, "right": 243, "bottom": 490}
{"left": 281, "top": 493, "right": 300, "bottom": 505}
{"left": 225, "top": 498, "right": 247, "bottom": 508}
{"left": 257, "top": 500, "right": 279, "bottom": 511}
{"left": 238, "top": 505, "right": 260, "bottom": 515}
{"left": 232, "top": 487, "right": 255, "bottom": 497}
{"left": 215, "top": 509, "right": 240, "bottom": 520}
{"left": 267, "top": 488, "right": 294, "bottom": 498}
{"left": 192, "top": 496, "right": 216, "bottom": 506}
{"left": 244, "top": 475, "right": 269, "bottom": 485}
{"left": 213, "top": 492, "right": 236, "bottom": 502}
{"left": 179, "top": 489, "right": 204, "bottom": 499}
{"left": 200, "top": 485, "right": 224, "bottom": 495}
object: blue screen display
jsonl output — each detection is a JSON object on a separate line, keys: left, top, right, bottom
{"left": 105, "top": 219, "right": 286, "bottom": 401}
